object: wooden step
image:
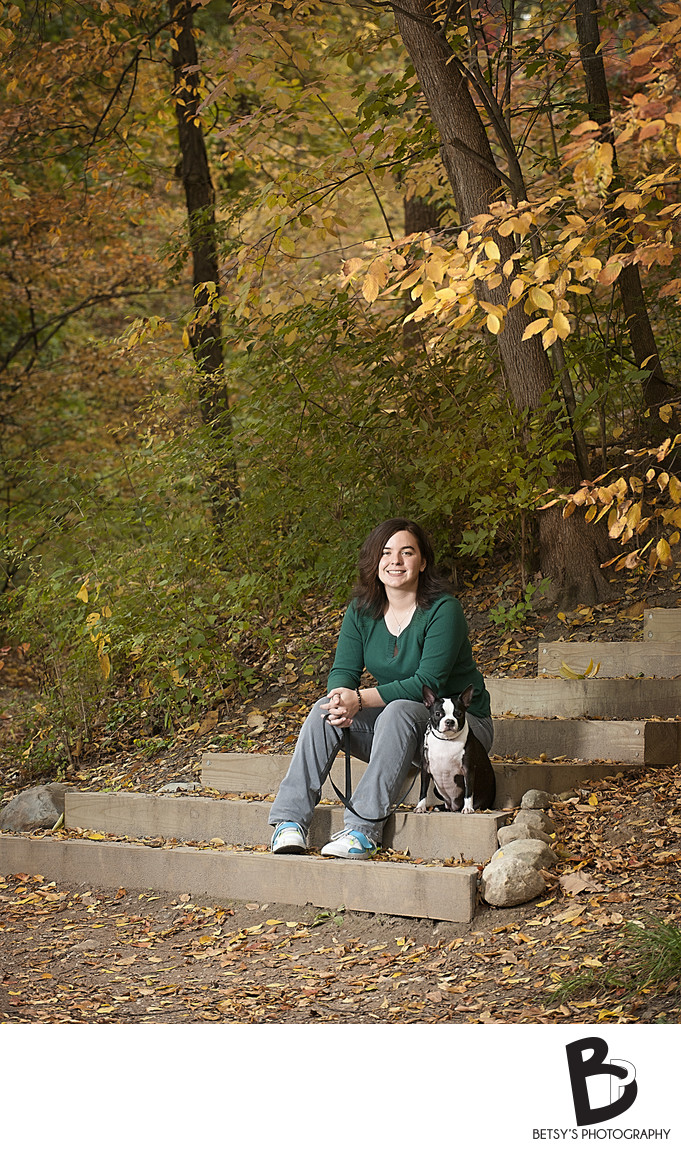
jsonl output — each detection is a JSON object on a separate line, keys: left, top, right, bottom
{"left": 488, "top": 676, "right": 681, "bottom": 720}
{"left": 202, "top": 751, "right": 405, "bottom": 802}
{"left": 538, "top": 642, "right": 681, "bottom": 678}
{"left": 0, "top": 835, "right": 479, "bottom": 923}
{"left": 645, "top": 609, "right": 681, "bottom": 642}
{"left": 64, "top": 791, "right": 506, "bottom": 864}
{"left": 494, "top": 759, "right": 640, "bottom": 799}
{"left": 492, "top": 717, "right": 680, "bottom": 764}
{"left": 201, "top": 752, "right": 640, "bottom": 808}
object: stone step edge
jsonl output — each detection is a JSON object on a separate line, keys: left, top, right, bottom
{"left": 64, "top": 791, "right": 507, "bottom": 865}
{"left": 487, "top": 676, "right": 681, "bottom": 720}
{"left": 0, "top": 835, "right": 478, "bottom": 924}
{"left": 201, "top": 752, "right": 649, "bottom": 794}
{"left": 537, "top": 641, "right": 681, "bottom": 678}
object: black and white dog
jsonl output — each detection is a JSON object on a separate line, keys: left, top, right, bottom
{"left": 415, "top": 685, "right": 496, "bottom": 814}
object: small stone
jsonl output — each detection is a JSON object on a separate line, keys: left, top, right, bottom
{"left": 514, "top": 808, "right": 555, "bottom": 835}
{"left": 491, "top": 838, "right": 557, "bottom": 869}
{"left": 520, "top": 789, "right": 553, "bottom": 810}
{"left": 0, "top": 783, "right": 69, "bottom": 832}
{"left": 480, "top": 857, "right": 546, "bottom": 907}
{"left": 497, "top": 823, "right": 552, "bottom": 847}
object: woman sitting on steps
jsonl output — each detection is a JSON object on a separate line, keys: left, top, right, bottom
{"left": 268, "top": 517, "right": 493, "bottom": 858}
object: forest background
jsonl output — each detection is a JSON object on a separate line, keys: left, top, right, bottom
{"left": 4, "top": 0, "right": 681, "bottom": 774}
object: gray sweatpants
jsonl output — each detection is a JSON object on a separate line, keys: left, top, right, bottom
{"left": 268, "top": 696, "right": 494, "bottom": 843}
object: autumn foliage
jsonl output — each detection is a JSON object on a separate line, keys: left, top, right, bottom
{"left": 4, "top": 0, "right": 681, "bottom": 759}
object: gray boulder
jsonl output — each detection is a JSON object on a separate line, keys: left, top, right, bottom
{"left": 520, "top": 789, "right": 553, "bottom": 810}
{"left": 0, "top": 783, "right": 68, "bottom": 832}
{"left": 491, "top": 837, "right": 557, "bottom": 869}
{"left": 497, "top": 822, "right": 552, "bottom": 847}
{"left": 514, "top": 808, "right": 555, "bottom": 835}
{"left": 480, "top": 856, "right": 546, "bottom": 907}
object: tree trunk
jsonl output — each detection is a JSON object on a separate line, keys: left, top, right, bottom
{"left": 392, "top": 0, "right": 612, "bottom": 604}
{"left": 170, "top": 0, "right": 239, "bottom": 516}
{"left": 575, "top": 0, "right": 672, "bottom": 419}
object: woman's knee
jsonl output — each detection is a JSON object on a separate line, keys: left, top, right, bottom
{"left": 376, "top": 698, "right": 429, "bottom": 730}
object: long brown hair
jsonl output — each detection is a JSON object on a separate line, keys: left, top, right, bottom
{"left": 350, "top": 518, "right": 452, "bottom": 618}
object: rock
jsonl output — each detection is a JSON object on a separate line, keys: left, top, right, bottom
{"left": 480, "top": 856, "right": 546, "bottom": 907}
{"left": 0, "top": 783, "right": 68, "bottom": 832}
{"left": 514, "top": 808, "right": 555, "bottom": 835}
{"left": 157, "top": 781, "right": 202, "bottom": 794}
{"left": 491, "top": 837, "right": 557, "bottom": 869}
{"left": 497, "top": 822, "right": 552, "bottom": 847}
{"left": 520, "top": 789, "right": 553, "bottom": 810}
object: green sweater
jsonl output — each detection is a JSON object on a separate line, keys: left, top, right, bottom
{"left": 326, "top": 594, "right": 490, "bottom": 718}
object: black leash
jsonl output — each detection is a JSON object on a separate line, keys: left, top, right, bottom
{"left": 324, "top": 733, "right": 419, "bottom": 823}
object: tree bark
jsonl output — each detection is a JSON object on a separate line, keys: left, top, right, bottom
{"left": 170, "top": 0, "right": 239, "bottom": 515}
{"left": 403, "top": 192, "right": 441, "bottom": 348}
{"left": 392, "top": 0, "right": 612, "bottom": 604}
{"left": 575, "top": 0, "right": 672, "bottom": 418}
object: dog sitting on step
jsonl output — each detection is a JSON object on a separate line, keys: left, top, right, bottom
{"left": 415, "top": 685, "right": 496, "bottom": 814}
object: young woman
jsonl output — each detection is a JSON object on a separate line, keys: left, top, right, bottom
{"left": 268, "top": 518, "right": 493, "bottom": 858}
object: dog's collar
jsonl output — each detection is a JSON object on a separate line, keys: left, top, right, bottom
{"left": 427, "top": 723, "right": 467, "bottom": 741}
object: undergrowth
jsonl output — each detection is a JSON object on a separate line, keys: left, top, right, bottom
{"left": 550, "top": 918, "right": 681, "bottom": 1003}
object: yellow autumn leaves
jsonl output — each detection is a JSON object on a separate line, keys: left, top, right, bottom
{"left": 76, "top": 580, "right": 113, "bottom": 680}
{"left": 545, "top": 437, "right": 681, "bottom": 573}
{"left": 343, "top": 192, "right": 635, "bottom": 350}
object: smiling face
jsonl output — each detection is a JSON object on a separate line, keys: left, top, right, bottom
{"left": 377, "top": 530, "right": 427, "bottom": 596}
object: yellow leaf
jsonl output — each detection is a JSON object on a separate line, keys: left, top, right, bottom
{"left": 660, "top": 405, "right": 673, "bottom": 423}
{"left": 522, "top": 317, "right": 549, "bottom": 341}
{"left": 457, "top": 230, "right": 469, "bottom": 251}
{"left": 657, "top": 538, "right": 673, "bottom": 566}
{"left": 669, "top": 475, "right": 681, "bottom": 504}
{"left": 542, "top": 327, "right": 558, "bottom": 349}
{"left": 553, "top": 312, "right": 571, "bottom": 339}
{"left": 484, "top": 240, "right": 501, "bottom": 261}
{"left": 486, "top": 313, "right": 502, "bottom": 334}
{"left": 529, "top": 286, "right": 553, "bottom": 311}
{"left": 76, "top": 584, "right": 89, "bottom": 603}
{"left": 99, "top": 654, "right": 111, "bottom": 680}
{"left": 598, "top": 260, "right": 623, "bottom": 287}
{"left": 588, "top": 793, "right": 598, "bottom": 806}
{"left": 362, "top": 273, "right": 379, "bottom": 304}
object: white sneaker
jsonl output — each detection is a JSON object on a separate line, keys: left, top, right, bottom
{"left": 270, "top": 821, "right": 307, "bottom": 854}
{"left": 320, "top": 828, "right": 378, "bottom": 859}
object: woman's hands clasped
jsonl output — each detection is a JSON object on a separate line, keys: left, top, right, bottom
{"left": 321, "top": 688, "right": 360, "bottom": 728}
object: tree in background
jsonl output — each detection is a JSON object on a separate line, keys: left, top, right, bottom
{"left": 5, "top": 0, "right": 681, "bottom": 761}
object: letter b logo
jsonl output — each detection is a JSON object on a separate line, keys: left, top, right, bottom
{"left": 566, "top": 1037, "right": 638, "bottom": 1126}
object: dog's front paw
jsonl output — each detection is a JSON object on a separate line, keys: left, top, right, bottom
{"left": 461, "top": 798, "right": 474, "bottom": 814}
{"left": 414, "top": 799, "right": 429, "bottom": 814}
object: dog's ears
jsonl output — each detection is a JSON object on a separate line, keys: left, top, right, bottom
{"left": 422, "top": 685, "right": 437, "bottom": 707}
{"left": 460, "top": 684, "right": 474, "bottom": 708}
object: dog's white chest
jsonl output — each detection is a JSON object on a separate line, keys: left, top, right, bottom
{"left": 424, "top": 725, "right": 467, "bottom": 809}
